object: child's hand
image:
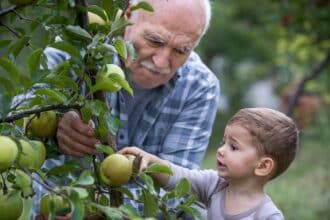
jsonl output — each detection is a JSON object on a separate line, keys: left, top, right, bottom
{"left": 119, "top": 146, "right": 172, "bottom": 186}
{"left": 119, "top": 146, "right": 170, "bottom": 172}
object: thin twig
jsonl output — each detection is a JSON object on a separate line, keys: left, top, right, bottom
{"left": 0, "top": 103, "right": 83, "bottom": 123}
{"left": 286, "top": 50, "right": 330, "bottom": 116}
{"left": 0, "top": 20, "right": 20, "bottom": 38}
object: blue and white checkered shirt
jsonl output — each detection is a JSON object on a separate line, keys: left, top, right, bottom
{"left": 31, "top": 47, "right": 220, "bottom": 217}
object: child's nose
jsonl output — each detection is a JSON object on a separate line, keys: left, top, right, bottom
{"left": 217, "top": 147, "right": 225, "bottom": 157}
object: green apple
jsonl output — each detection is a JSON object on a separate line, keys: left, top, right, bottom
{"left": 0, "top": 136, "right": 18, "bottom": 173}
{"left": 88, "top": 11, "right": 109, "bottom": 25}
{"left": 8, "top": 0, "right": 36, "bottom": 5}
{"left": 0, "top": 190, "right": 23, "bottom": 220}
{"left": 40, "top": 193, "right": 69, "bottom": 215}
{"left": 18, "top": 139, "right": 46, "bottom": 170}
{"left": 26, "top": 110, "right": 58, "bottom": 138}
{"left": 100, "top": 154, "right": 132, "bottom": 187}
{"left": 92, "top": 64, "right": 126, "bottom": 93}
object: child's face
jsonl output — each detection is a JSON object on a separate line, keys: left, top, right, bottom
{"left": 216, "top": 123, "right": 261, "bottom": 181}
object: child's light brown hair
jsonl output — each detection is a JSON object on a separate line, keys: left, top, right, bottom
{"left": 228, "top": 108, "right": 299, "bottom": 179}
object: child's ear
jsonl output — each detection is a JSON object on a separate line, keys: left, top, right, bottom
{"left": 255, "top": 157, "right": 274, "bottom": 177}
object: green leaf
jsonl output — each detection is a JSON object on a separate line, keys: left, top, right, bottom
{"left": 91, "top": 202, "right": 123, "bottom": 219}
{"left": 47, "top": 160, "right": 82, "bottom": 176}
{"left": 131, "top": 1, "right": 154, "bottom": 12}
{"left": 118, "top": 204, "right": 140, "bottom": 217}
{"left": 107, "top": 72, "right": 133, "bottom": 95}
{"left": 114, "top": 38, "right": 127, "bottom": 60}
{"left": 144, "top": 163, "right": 173, "bottom": 175}
{"left": 181, "top": 194, "right": 197, "bottom": 206}
{"left": 69, "top": 189, "right": 85, "bottom": 220}
{"left": 114, "top": 187, "right": 135, "bottom": 200}
{"left": 126, "top": 42, "right": 137, "bottom": 61}
{"left": 139, "top": 173, "right": 155, "bottom": 193}
{"left": 103, "top": 112, "right": 122, "bottom": 135}
{"left": 50, "top": 41, "right": 81, "bottom": 58}
{"left": 18, "top": 197, "right": 33, "bottom": 220}
{"left": 74, "top": 170, "right": 95, "bottom": 186}
{"left": 87, "top": 5, "right": 109, "bottom": 22}
{"left": 176, "top": 205, "right": 202, "bottom": 220}
{"left": 41, "top": 75, "right": 78, "bottom": 92}
{"left": 0, "top": 40, "right": 11, "bottom": 49}
{"left": 101, "top": 43, "right": 117, "bottom": 54}
{"left": 69, "top": 187, "right": 89, "bottom": 199}
{"left": 65, "top": 25, "right": 92, "bottom": 42}
{"left": 28, "top": 48, "right": 44, "bottom": 75}
{"left": 174, "top": 178, "right": 190, "bottom": 198}
{"left": 141, "top": 189, "right": 158, "bottom": 217}
{"left": 95, "top": 144, "right": 114, "bottom": 155}
{"left": 80, "top": 106, "right": 92, "bottom": 124}
{"left": 8, "top": 36, "right": 30, "bottom": 57}
{"left": 109, "top": 16, "right": 130, "bottom": 36}
{"left": 0, "top": 57, "right": 20, "bottom": 85}
{"left": 0, "top": 76, "right": 16, "bottom": 97}
{"left": 34, "top": 88, "right": 68, "bottom": 103}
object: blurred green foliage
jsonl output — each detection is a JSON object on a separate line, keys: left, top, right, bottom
{"left": 196, "top": 0, "right": 330, "bottom": 148}
{"left": 200, "top": 1, "right": 330, "bottom": 219}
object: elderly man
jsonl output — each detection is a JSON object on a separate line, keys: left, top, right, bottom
{"left": 37, "top": 0, "right": 219, "bottom": 218}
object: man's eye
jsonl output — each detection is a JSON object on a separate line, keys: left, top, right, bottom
{"left": 147, "top": 39, "right": 163, "bottom": 47}
{"left": 174, "top": 48, "right": 186, "bottom": 55}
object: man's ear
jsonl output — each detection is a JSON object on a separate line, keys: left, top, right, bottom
{"left": 124, "top": 6, "right": 132, "bottom": 20}
{"left": 255, "top": 157, "right": 274, "bottom": 177}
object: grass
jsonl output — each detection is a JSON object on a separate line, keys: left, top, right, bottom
{"left": 202, "top": 130, "right": 330, "bottom": 220}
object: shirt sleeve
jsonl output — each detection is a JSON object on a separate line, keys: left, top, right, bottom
{"left": 159, "top": 76, "right": 220, "bottom": 169}
{"left": 165, "top": 163, "right": 223, "bottom": 205}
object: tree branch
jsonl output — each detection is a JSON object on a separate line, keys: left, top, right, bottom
{"left": 286, "top": 50, "right": 330, "bottom": 116}
{"left": 75, "top": 0, "right": 89, "bottom": 29}
{"left": 0, "top": 103, "right": 83, "bottom": 123}
{"left": 0, "top": 5, "right": 23, "bottom": 17}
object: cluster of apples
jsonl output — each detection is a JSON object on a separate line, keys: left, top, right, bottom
{"left": 0, "top": 110, "right": 58, "bottom": 174}
{"left": 0, "top": 111, "right": 58, "bottom": 219}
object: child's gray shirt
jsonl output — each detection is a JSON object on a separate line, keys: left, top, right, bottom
{"left": 165, "top": 164, "right": 284, "bottom": 220}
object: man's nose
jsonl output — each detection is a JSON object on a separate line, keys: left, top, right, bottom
{"left": 152, "top": 48, "right": 171, "bottom": 68}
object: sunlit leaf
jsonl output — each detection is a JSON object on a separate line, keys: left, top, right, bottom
{"left": 141, "top": 189, "right": 158, "bottom": 217}
{"left": 65, "top": 25, "right": 92, "bottom": 42}
{"left": 17, "top": 197, "right": 33, "bottom": 220}
{"left": 131, "top": 1, "right": 154, "bottom": 12}
{"left": 74, "top": 170, "right": 95, "bottom": 186}
{"left": 8, "top": 36, "right": 30, "bottom": 57}
{"left": 28, "top": 48, "right": 44, "bottom": 75}
{"left": 50, "top": 41, "right": 81, "bottom": 58}
{"left": 144, "top": 163, "right": 173, "bottom": 175}
{"left": 114, "top": 38, "right": 127, "bottom": 60}
{"left": 34, "top": 88, "right": 68, "bottom": 103}
{"left": 87, "top": 5, "right": 109, "bottom": 22}
{"left": 174, "top": 178, "right": 190, "bottom": 198}
{"left": 69, "top": 189, "right": 85, "bottom": 220}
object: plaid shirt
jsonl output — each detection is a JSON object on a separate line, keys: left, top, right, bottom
{"left": 31, "top": 48, "right": 220, "bottom": 217}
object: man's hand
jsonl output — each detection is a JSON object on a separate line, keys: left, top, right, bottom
{"left": 56, "top": 111, "right": 99, "bottom": 157}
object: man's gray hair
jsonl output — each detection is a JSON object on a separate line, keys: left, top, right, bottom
{"left": 130, "top": 0, "right": 211, "bottom": 36}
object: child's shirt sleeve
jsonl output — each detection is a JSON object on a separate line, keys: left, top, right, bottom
{"left": 164, "top": 163, "right": 226, "bottom": 205}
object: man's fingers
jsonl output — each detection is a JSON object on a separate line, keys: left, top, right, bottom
{"left": 57, "top": 131, "right": 97, "bottom": 156}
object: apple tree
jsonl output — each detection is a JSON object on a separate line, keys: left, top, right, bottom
{"left": 0, "top": 0, "right": 201, "bottom": 219}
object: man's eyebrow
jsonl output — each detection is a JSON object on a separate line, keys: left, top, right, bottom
{"left": 176, "top": 45, "right": 192, "bottom": 53}
{"left": 144, "top": 31, "right": 165, "bottom": 42}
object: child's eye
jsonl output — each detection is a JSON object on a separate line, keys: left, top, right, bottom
{"left": 230, "top": 145, "right": 238, "bottom": 151}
